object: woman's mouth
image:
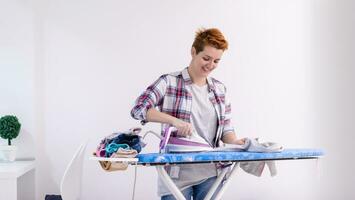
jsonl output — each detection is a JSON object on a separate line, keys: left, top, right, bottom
{"left": 202, "top": 66, "right": 210, "bottom": 73}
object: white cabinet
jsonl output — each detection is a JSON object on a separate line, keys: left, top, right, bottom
{"left": 0, "top": 161, "right": 35, "bottom": 200}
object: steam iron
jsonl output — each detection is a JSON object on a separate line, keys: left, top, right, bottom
{"left": 160, "top": 127, "right": 213, "bottom": 153}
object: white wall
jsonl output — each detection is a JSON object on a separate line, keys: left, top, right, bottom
{"left": 0, "top": 1, "right": 36, "bottom": 199}
{"left": 313, "top": 0, "right": 355, "bottom": 199}
{"left": 0, "top": 0, "right": 36, "bottom": 159}
{"left": 1, "top": 0, "right": 354, "bottom": 199}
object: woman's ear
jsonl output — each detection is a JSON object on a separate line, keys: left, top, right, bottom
{"left": 191, "top": 47, "right": 196, "bottom": 57}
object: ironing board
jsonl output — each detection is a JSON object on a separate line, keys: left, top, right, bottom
{"left": 91, "top": 148, "right": 324, "bottom": 200}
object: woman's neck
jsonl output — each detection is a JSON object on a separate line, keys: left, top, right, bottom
{"left": 187, "top": 66, "right": 207, "bottom": 86}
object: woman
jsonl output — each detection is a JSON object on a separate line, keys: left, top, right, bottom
{"left": 131, "top": 28, "right": 245, "bottom": 200}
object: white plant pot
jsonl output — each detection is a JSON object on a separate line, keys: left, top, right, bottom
{"left": 0, "top": 145, "right": 17, "bottom": 162}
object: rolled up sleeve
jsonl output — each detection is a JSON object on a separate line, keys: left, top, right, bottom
{"left": 222, "top": 87, "right": 235, "bottom": 137}
{"left": 130, "top": 75, "right": 168, "bottom": 124}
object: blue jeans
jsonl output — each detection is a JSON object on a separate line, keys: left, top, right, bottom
{"left": 161, "top": 176, "right": 221, "bottom": 200}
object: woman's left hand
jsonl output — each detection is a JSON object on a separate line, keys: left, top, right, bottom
{"left": 222, "top": 132, "right": 246, "bottom": 145}
{"left": 234, "top": 138, "right": 246, "bottom": 145}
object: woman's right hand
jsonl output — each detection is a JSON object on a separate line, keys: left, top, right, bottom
{"left": 172, "top": 118, "right": 193, "bottom": 137}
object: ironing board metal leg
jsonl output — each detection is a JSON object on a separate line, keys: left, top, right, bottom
{"left": 203, "top": 166, "right": 229, "bottom": 200}
{"left": 214, "top": 162, "right": 240, "bottom": 200}
{"left": 156, "top": 166, "right": 186, "bottom": 200}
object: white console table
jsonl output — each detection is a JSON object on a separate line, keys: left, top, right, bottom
{"left": 0, "top": 160, "right": 35, "bottom": 200}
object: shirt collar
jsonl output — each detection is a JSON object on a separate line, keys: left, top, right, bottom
{"left": 181, "top": 67, "right": 193, "bottom": 85}
{"left": 182, "top": 67, "right": 216, "bottom": 92}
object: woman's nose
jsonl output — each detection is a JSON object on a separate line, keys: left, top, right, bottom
{"left": 208, "top": 61, "right": 215, "bottom": 69}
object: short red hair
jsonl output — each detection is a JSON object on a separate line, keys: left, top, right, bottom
{"left": 192, "top": 28, "right": 228, "bottom": 54}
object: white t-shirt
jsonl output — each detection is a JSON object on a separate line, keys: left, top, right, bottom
{"left": 158, "top": 83, "right": 218, "bottom": 196}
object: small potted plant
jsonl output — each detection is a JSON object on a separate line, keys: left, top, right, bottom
{"left": 0, "top": 115, "right": 21, "bottom": 162}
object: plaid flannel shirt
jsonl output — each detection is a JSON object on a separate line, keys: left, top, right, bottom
{"left": 130, "top": 67, "right": 235, "bottom": 147}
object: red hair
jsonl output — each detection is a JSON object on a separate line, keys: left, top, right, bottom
{"left": 192, "top": 28, "right": 228, "bottom": 54}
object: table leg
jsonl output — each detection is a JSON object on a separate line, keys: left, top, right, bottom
{"left": 214, "top": 162, "right": 240, "bottom": 200}
{"left": 156, "top": 166, "right": 186, "bottom": 200}
{"left": 203, "top": 166, "right": 229, "bottom": 200}
{"left": 156, "top": 162, "right": 239, "bottom": 200}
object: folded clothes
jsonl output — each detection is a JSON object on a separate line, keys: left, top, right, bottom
{"left": 112, "top": 134, "right": 143, "bottom": 153}
{"left": 111, "top": 149, "right": 138, "bottom": 158}
{"left": 105, "top": 143, "right": 130, "bottom": 157}
{"left": 95, "top": 127, "right": 144, "bottom": 172}
{"left": 96, "top": 144, "right": 106, "bottom": 157}
{"left": 96, "top": 127, "right": 145, "bottom": 157}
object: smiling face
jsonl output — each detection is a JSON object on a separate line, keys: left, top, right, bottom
{"left": 189, "top": 45, "right": 224, "bottom": 79}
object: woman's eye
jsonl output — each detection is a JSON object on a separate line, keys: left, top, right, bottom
{"left": 203, "top": 57, "right": 209, "bottom": 61}
{"left": 214, "top": 60, "right": 219, "bottom": 64}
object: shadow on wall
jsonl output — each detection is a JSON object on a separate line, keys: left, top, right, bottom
{"left": 39, "top": 149, "right": 64, "bottom": 199}
{"left": 18, "top": 129, "right": 35, "bottom": 160}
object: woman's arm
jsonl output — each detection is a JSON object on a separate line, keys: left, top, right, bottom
{"left": 131, "top": 75, "right": 167, "bottom": 124}
{"left": 221, "top": 132, "right": 245, "bottom": 145}
{"left": 146, "top": 108, "right": 193, "bottom": 136}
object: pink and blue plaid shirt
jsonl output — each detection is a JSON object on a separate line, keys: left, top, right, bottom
{"left": 131, "top": 67, "right": 235, "bottom": 147}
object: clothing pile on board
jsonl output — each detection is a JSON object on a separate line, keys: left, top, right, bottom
{"left": 94, "top": 127, "right": 146, "bottom": 171}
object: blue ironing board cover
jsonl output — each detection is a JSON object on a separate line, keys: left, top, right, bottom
{"left": 136, "top": 148, "right": 324, "bottom": 165}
